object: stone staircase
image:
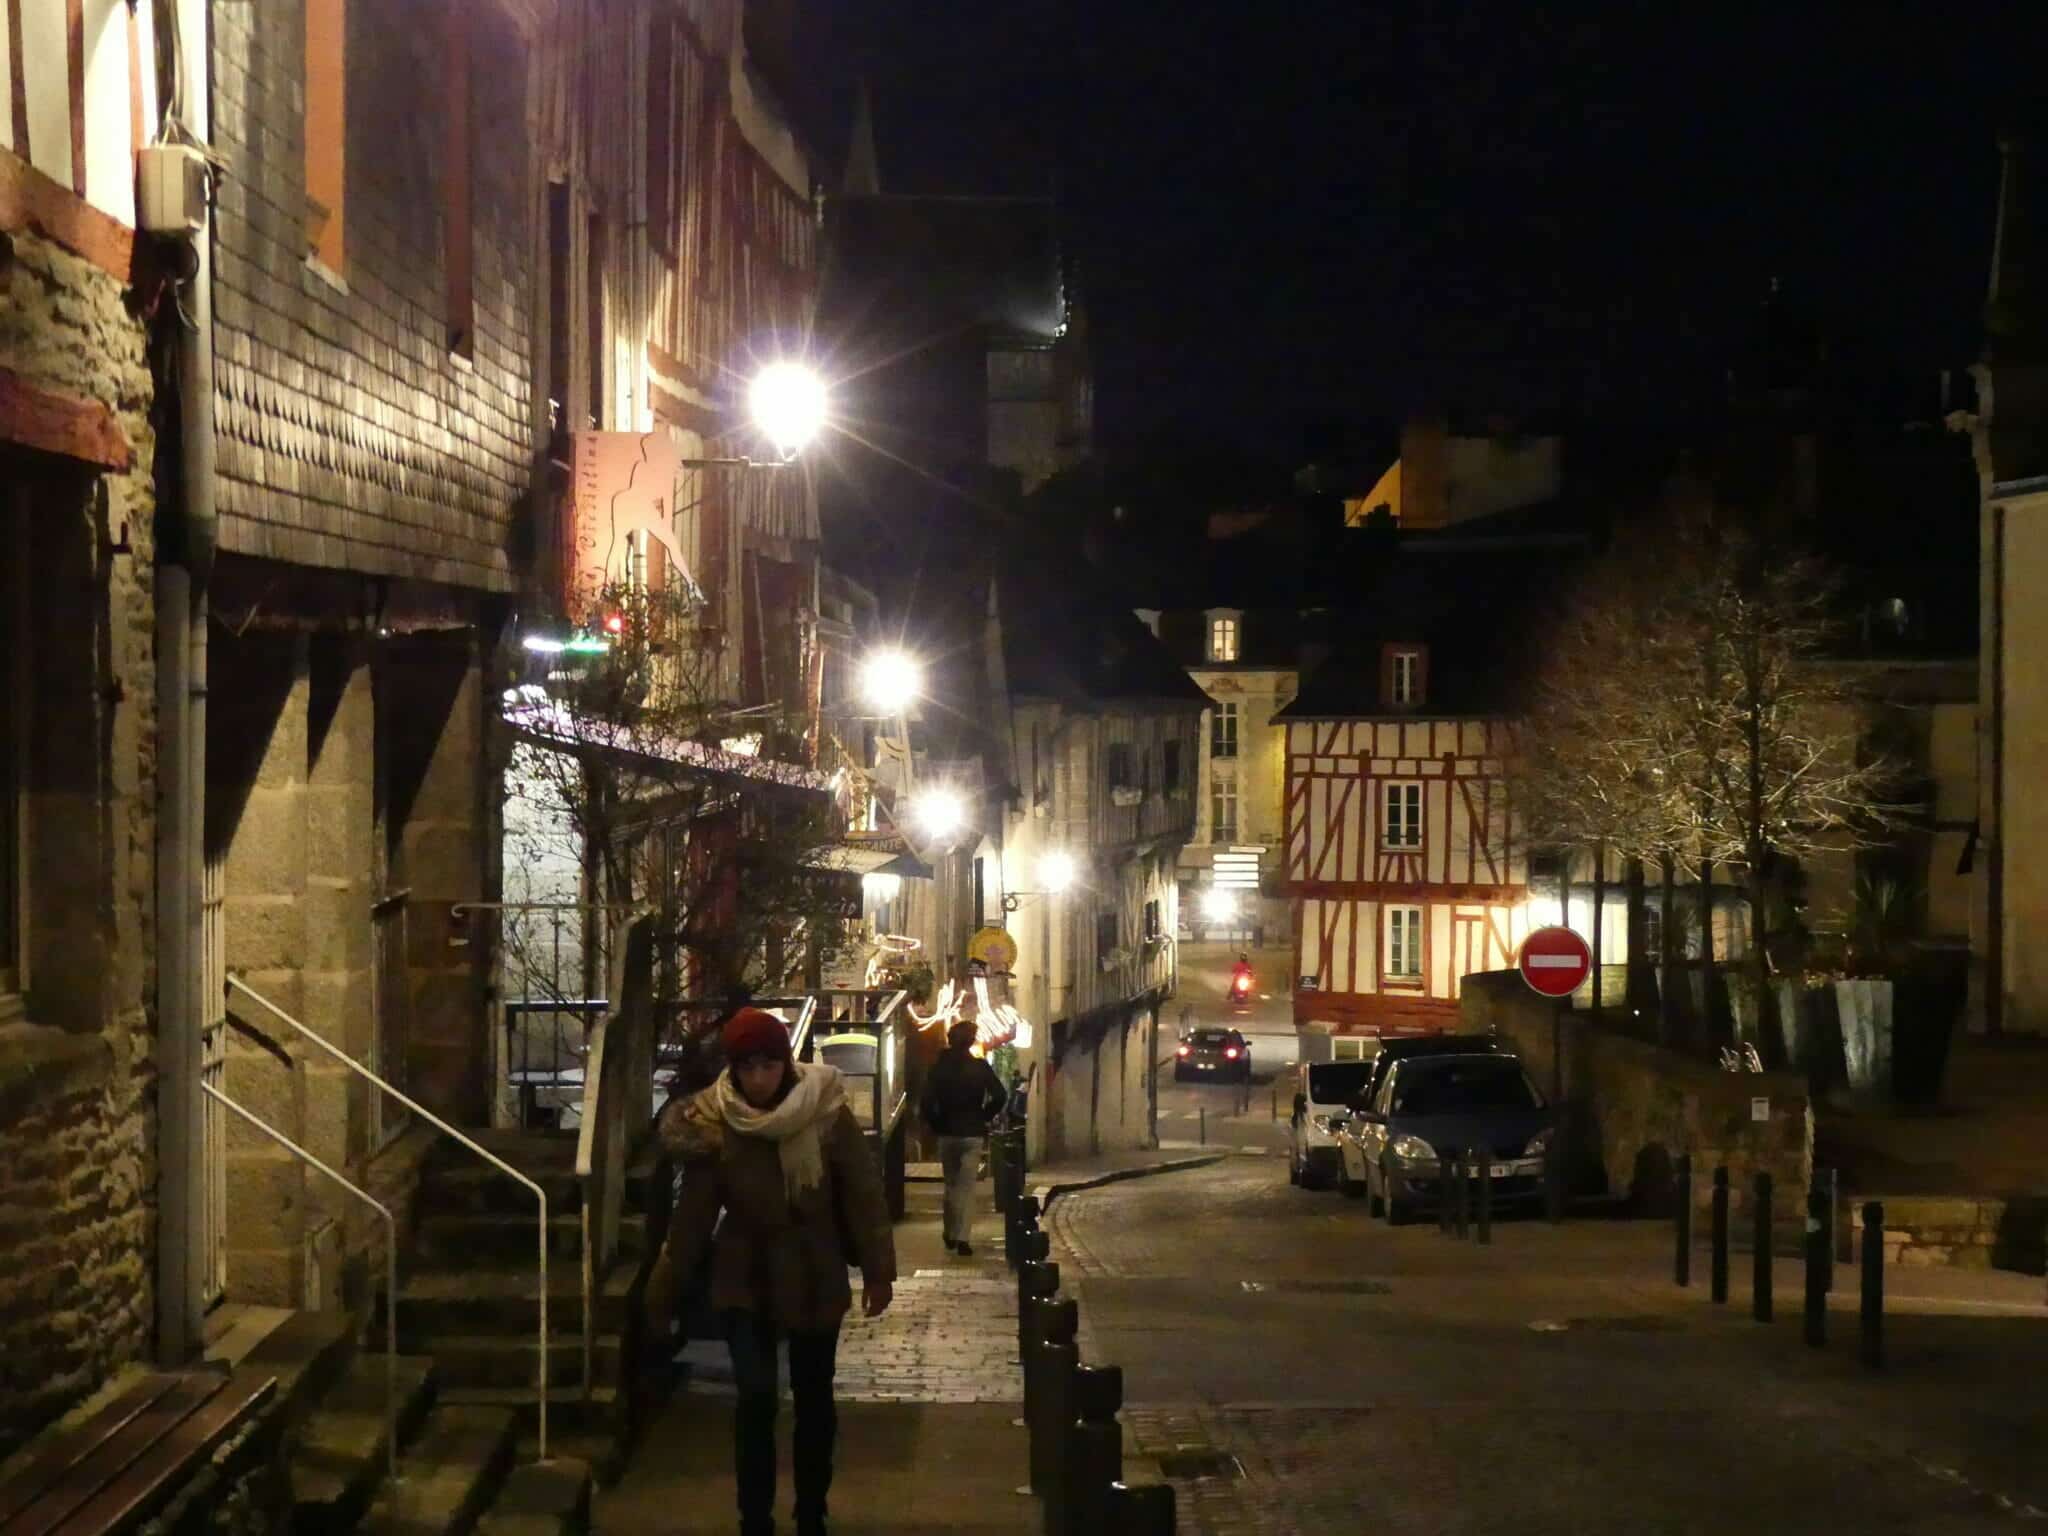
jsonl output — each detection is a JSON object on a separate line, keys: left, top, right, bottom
{"left": 395, "top": 1128, "right": 661, "bottom": 1480}
{"left": 266, "top": 1128, "right": 658, "bottom": 1535}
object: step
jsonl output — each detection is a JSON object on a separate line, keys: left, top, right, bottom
{"left": 362, "top": 1406, "right": 518, "bottom": 1536}
{"left": 512, "top": 1433, "right": 624, "bottom": 1489}
{"left": 291, "top": 1355, "right": 439, "bottom": 1535}
{"left": 414, "top": 1212, "right": 648, "bottom": 1267}
{"left": 421, "top": 1335, "right": 623, "bottom": 1393}
{"left": 474, "top": 1458, "right": 592, "bottom": 1536}
{"left": 417, "top": 1164, "right": 586, "bottom": 1219}
{"left": 242, "top": 1308, "right": 357, "bottom": 1424}
{"left": 437, "top": 1386, "right": 624, "bottom": 1441}
{"left": 396, "top": 1264, "right": 637, "bottom": 1343}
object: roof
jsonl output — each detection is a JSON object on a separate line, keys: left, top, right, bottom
{"left": 1276, "top": 543, "right": 1586, "bottom": 721}
{"left": 997, "top": 548, "right": 1211, "bottom": 712}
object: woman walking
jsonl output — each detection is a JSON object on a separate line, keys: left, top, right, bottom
{"left": 655, "top": 1007, "right": 896, "bottom": 1536}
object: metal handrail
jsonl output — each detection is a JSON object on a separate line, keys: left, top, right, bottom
{"left": 200, "top": 1082, "right": 398, "bottom": 1482}
{"left": 226, "top": 974, "right": 553, "bottom": 1460}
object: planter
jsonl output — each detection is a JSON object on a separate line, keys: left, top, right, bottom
{"left": 1892, "top": 955, "right": 1966, "bottom": 1107}
{"left": 1778, "top": 982, "right": 1845, "bottom": 1095}
{"left": 1835, "top": 979, "right": 1894, "bottom": 1103}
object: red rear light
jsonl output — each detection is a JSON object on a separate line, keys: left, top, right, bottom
{"left": 1176, "top": 1044, "right": 1190, "bottom": 1057}
{"left": 1224, "top": 1046, "right": 1240, "bottom": 1060}
{"left": 1233, "top": 975, "right": 1251, "bottom": 993}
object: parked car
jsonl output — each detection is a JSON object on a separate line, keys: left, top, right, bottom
{"left": 1289, "top": 1057, "right": 1378, "bottom": 1190}
{"left": 1174, "top": 1026, "right": 1252, "bottom": 1083}
{"left": 1341, "top": 1053, "right": 1552, "bottom": 1224}
{"left": 1345, "top": 1033, "right": 1501, "bottom": 1117}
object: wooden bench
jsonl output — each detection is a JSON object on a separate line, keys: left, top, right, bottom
{"left": 0, "top": 1369, "right": 276, "bottom": 1536}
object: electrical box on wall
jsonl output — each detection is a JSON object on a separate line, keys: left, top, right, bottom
{"left": 137, "top": 144, "right": 210, "bottom": 236}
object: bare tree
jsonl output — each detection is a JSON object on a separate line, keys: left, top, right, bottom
{"left": 1521, "top": 507, "right": 1899, "bottom": 1050}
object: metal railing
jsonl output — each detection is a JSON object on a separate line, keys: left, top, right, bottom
{"left": 226, "top": 974, "right": 554, "bottom": 1460}
{"left": 198, "top": 1081, "right": 398, "bottom": 1482}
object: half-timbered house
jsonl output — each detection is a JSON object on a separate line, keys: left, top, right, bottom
{"left": 1278, "top": 545, "right": 1580, "bottom": 1038}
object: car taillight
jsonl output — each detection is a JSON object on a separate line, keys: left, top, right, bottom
{"left": 1176, "top": 1044, "right": 1190, "bottom": 1057}
{"left": 1224, "top": 1047, "right": 1240, "bottom": 1060}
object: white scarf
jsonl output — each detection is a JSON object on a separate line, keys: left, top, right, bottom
{"left": 714, "top": 1061, "right": 847, "bottom": 1203}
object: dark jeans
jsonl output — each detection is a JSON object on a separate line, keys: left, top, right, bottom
{"left": 726, "top": 1310, "right": 842, "bottom": 1533}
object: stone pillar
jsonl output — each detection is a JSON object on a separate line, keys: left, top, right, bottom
{"left": 302, "top": 636, "right": 375, "bottom": 1264}
{"left": 216, "top": 631, "right": 310, "bottom": 1307}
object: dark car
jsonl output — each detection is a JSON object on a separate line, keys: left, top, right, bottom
{"left": 1175, "top": 1026, "right": 1251, "bottom": 1083}
{"left": 1346, "top": 1033, "right": 1502, "bottom": 1115}
{"left": 1347, "top": 1053, "right": 1552, "bottom": 1224}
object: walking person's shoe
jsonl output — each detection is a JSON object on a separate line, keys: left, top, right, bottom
{"left": 956, "top": 1240, "right": 974, "bottom": 1256}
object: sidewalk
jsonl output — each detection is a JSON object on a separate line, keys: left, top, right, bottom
{"left": 595, "top": 1180, "right": 1037, "bottom": 1535}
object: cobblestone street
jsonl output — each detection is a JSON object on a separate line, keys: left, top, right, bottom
{"left": 1053, "top": 1160, "right": 2048, "bottom": 1535}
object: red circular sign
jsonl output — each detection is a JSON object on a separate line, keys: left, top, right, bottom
{"left": 1518, "top": 925, "right": 1593, "bottom": 997}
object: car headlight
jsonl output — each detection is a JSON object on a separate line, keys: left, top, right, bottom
{"left": 1522, "top": 1130, "right": 1552, "bottom": 1159}
{"left": 1390, "top": 1134, "right": 1438, "bottom": 1164}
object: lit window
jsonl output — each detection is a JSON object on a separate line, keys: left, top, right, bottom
{"left": 1210, "top": 779, "right": 1238, "bottom": 841}
{"left": 1386, "top": 906, "right": 1423, "bottom": 979}
{"left": 1383, "top": 782, "right": 1422, "bottom": 849}
{"left": 1209, "top": 615, "right": 1239, "bottom": 662}
{"left": 1391, "top": 649, "right": 1422, "bottom": 706}
{"left": 1210, "top": 701, "right": 1238, "bottom": 759}
{"left": 304, "top": 0, "right": 347, "bottom": 272}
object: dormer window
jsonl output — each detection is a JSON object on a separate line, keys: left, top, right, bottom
{"left": 1207, "top": 610, "right": 1241, "bottom": 663}
{"left": 1383, "top": 643, "right": 1427, "bottom": 709}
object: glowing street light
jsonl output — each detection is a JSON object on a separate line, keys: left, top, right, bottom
{"left": 860, "top": 649, "right": 923, "bottom": 715}
{"left": 910, "top": 786, "right": 966, "bottom": 840}
{"left": 1200, "top": 887, "right": 1236, "bottom": 923}
{"left": 1038, "top": 850, "right": 1078, "bottom": 894}
{"left": 749, "top": 361, "right": 828, "bottom": 460}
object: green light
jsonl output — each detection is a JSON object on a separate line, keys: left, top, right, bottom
{"left": 563, "top": 635, "right": 612, "bottom": 655}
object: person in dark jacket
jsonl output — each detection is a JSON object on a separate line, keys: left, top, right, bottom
{"left": 920, "top": 1020, "right": 1008, "bottom": 1256}
{"left": 653, "top": 1007, "right": 896, "bottom": 1536}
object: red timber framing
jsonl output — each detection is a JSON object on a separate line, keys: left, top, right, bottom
{"left": 1284, "top": 716, "right": 1529, "bottom": 1034}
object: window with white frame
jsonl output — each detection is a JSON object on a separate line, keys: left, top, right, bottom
{"left": 1207, "top": 613, "right": 1239, "bottom": 662}
{"left": 1210, "top": 701, "right": 1238, "bottom": 758}
{"left": 1210, "top": 778, "right": 1238, "bottom": 841}
{"left": 1383, "top": 782, "right": 1423, "bottom": 849}
{"left": 1385, "top": 906, "right": 1423, "bottom": 980}
{"left": 1391, "top": 649, "right": 1422, "bottom": 705}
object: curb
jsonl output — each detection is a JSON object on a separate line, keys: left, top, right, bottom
{"left": 1032, "top": 1153, "right": 1229, "bottom": 1212}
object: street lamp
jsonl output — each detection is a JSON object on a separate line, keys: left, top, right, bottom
{"left": 1200, "top": 887, "right": 1236, "bottom": 924}
{"left": 749, "top": 361, "right": 828, "bottom": 461}
{"left": 860, "top": 649, "right": 923, "bottom": 715}
{"left": 1038, "top": 850, "right": 1077, "bottom": 894}
{"left": 910, "top": 786, "right": 965, "bottom": 840}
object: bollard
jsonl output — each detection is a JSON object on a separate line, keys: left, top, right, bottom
{"left": 1438, "top": 1157, "right": 1453, "bottom": 1235}
{"left": 1058, "top": 1365, "right": 1124, "bottom": 1536}
{"left": 1008, "top": 1192, "right": 1041, "bottom": 1272}
{"left": 1752, "top": 1171, "right": 1773, "bottom": 1323}
{"left": 1016, "top": 1258, "right": 1057, "bottom": 1372}
{"left": 1674, "top": 1153, "right": 1693, "bottom": 1287}
{"left": 1199, "top": 1107, "right": 1206, "bottom": 1145}
{"left": 1860, "top": 1200, "right": 1884, "bottom": 1369}
{"left": 1271, "top": 1084, "right": 1278, "bottom": 1121}
{"left": 1544, "top": 1131, "right": 1565, "bottom": 1224}
{"left": 1454, "top": 1151, "right": 1472, "bottom": 1240}
{"left": 1108, "top": 1481, "right": 1176, "bottom": 1534}
{"left": 1710, "top": 1166, "right": 1730, "bottom": 1304}
{"left": 1824, "top": 1167, "right": 1839, "bottom": 1292}
{"left": 1026, "top": 1299, "right": 1079, "bottom": 1502}
{"left": 1804, "top": 1185, "right": 1827, "bottom": 1348}
{"left": 1476, "top": 1146, "right": 1493, "bottom": 1245}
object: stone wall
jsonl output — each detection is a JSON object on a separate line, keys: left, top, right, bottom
{"left": 1042, "top": 998, "right": 1161, "bottom": 1164}
{"left": 1462, "top": 971, "right": 1811, "bottom": 1216}
{"left": 0, "top": 224, "right": 160, "bottom": 1454}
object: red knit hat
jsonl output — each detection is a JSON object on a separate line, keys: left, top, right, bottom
{"left": 721, "top": 1007, "right": 791, "bottom": 1064}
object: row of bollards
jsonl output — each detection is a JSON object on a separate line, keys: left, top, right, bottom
{"left": 1008, "top": 1194, "right": 1177, "bottom": 1535}
{"left": 1435, "top": 1148, "right": 1497, "bottom": 1244}
{"left": 1672, "top": 1155, "right": 1884, "bottom": 1368}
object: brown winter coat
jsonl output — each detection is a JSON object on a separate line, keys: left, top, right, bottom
{"left": 651, "top": 1082, "right": 896, "bottom": 1335}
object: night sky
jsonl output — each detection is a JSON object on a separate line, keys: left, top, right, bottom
{"left": 791, "top": 1, "right": 2044, "bottom": 467}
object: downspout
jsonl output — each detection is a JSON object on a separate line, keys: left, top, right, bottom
{"left": 155, "top": 0, "right": 216, "bottom": 1366}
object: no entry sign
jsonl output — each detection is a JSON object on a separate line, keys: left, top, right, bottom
{"left": 1519, "top": 925, "right": 1592, "bottom": 998}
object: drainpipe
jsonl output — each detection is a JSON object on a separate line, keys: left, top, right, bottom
{"left": 155, "top": 0, "right": 215, "bottom": 1366}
